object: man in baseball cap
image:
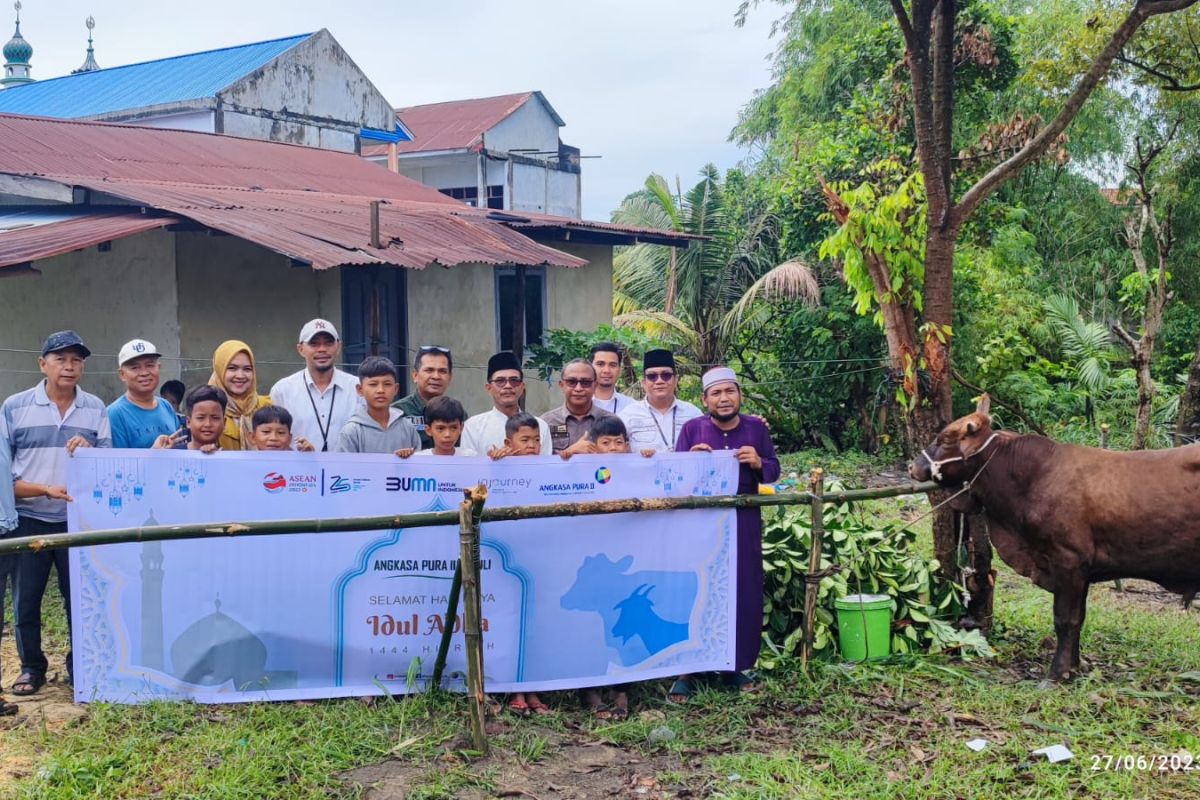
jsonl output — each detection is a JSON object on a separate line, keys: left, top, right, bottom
{"left": 269, "top": 318, "right": 360, "bottom": 452}
{"left": 107, "top": 339, "right": 180, "bottom": 449}
{"left": 1, "top": 330, "right": 110, "bottom": 695}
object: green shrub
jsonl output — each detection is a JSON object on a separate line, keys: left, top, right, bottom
{"left": 758, "top": 486, "right": 993, "bottom": 670}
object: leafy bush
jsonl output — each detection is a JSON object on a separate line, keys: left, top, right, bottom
{"left": 758, "top": 487, "right": 993, "bottom": 670}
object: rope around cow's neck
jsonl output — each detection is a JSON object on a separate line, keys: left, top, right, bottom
{"left": 905, "top": 435, "right": 1004, "bottom": 531}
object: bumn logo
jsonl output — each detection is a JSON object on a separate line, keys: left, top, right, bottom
{"left": 595, "top": 467, "right": 613, "bottom": 484}
{"left": 386, "top": 476, "right": 438, "bottom": 493}
{"left": 263, "top": 472, "right": 287, "bottom": 493}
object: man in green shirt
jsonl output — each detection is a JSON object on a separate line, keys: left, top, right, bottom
{"left": 394, "top": 346, "right": 453, "bottom": 449}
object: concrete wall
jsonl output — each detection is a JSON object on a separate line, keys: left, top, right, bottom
{"left": 484, "top": 98, "right": 560, "bottom": 155}
{"left": 133, "top": 111, "right": 216, "bottom": 133}
{"left": 546, "top": 169, "right": 580, "bottom": 218}
{"left": 221, "top": 29, "right": 396, "bottom": 138}
{"left": 221, "top": 111, "right": 357, "bottom": 152}
{"left": 404, "top": 262, "right": 498, "bottom": 415}
{"left": 173, "top": 233, "right": 341, "bottom": 392}
{"left": 0, "top": 229, "right": 180, "bottom": 403}
{"left": 403, "top": 243, "right": 613, "bottom": 416}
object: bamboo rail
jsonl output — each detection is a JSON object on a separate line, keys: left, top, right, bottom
{"left": 0, "top": 481, "right": 940, "bottom": 556}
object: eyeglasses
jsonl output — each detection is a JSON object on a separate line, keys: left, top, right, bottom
{"left": 563, "top": 378, "right": 595, "bottom": 388}
{"left": 645, "top": 370, "right": 676, "bottom": 383}
{"left": 490, "top": 376, "right": 524, "bottom": 387}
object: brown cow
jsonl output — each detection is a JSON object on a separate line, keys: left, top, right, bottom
{"left": 909, "top": 395, "right": 1200, "bottom": 681}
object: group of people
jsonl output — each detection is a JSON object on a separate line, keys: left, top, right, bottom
{"left": 0, "top": 318, "right": 778, "bottom": 718}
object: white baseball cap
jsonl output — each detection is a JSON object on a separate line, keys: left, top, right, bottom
{"left": 118, "top": 338, "right": 161, "bottom": 366}
{"left": 298, "top": 318, "right": 340, "bottom": 343}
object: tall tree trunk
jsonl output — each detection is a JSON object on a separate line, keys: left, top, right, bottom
{"left": 1176, "top": 339, "right": 1200, "bottom": 446}
{"left": 1132, "top": 348, "right": 1154, "bottom": 449}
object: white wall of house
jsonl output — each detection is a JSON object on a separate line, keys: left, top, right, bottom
{"left": 133, "top": 111, "right": 216, "bottom": 133}
{"left": 0, "top": 229, "right": 180, "bottom": 403}
{"left": 483, "top": 99, "right": 560, "bottom": 155}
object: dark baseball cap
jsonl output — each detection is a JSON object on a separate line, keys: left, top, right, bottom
{"left": 41, "top": 330, "right": 92, "bottom": 358}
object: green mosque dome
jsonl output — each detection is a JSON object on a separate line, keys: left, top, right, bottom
{"left": 3, "top": 22, "right": 31, "bottom": 65}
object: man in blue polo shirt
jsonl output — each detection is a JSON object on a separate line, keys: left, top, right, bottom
{"left": 1, "top": 330, "right": 111, "bottom": 696}
{"left": 107, "top": 338, "right": 179, "bottom": 449}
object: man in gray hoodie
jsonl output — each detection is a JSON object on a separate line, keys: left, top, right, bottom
{"left": 335, "top": 357, "right": 421, "bottom": 456}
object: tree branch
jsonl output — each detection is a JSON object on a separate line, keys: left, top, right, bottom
{"left": 1116, "top": 53, "right": 1200, "bottom": 91}
{"left": 950, "top": 368, "right": 1048, "bottom": 436}
{"left": 1111, "top": 320, "right": 1139, "bottom": 350}
{"left": 953, "top": 0, "right": 1197, "bottom": 225}
{"left": 890, "top": 0, "right": 915, "bottom": 47}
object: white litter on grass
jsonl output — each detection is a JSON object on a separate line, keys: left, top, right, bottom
{"left": 1032, "top": 744, "right": 1074, "bottom": 763}
{"left": 966, "top": 738, "right": 989, "bottom": 752}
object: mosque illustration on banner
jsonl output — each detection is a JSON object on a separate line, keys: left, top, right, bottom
{"left": 138, "top": 509, "right": 298, "bottom": 689}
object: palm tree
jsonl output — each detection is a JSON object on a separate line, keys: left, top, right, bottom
{"left": 611, "top": 165, "right": 820, "bottom": 368}
{"left": 1043, "top": 294, "right": 1116, "bottom": 422}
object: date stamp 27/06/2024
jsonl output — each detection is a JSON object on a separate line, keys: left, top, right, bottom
{"left": 1091, "top": 753, "right": 1200, "bottom": 772}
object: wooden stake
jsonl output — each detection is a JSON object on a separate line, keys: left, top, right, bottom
{"left": 801, "top": 468, "right": 825, "bottom": 669}
{"left": 459, "top": 485, "right": 489, "bottom": 754}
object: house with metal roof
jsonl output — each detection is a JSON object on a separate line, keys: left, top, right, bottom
{"left": 0, "top": 28, "right": 408, "bottom": 152}
{"left": 0, "top": 114, "right": 688, "bottom": 411}
{"left": 363, "top": 92, "right": 582, "bottom": 218}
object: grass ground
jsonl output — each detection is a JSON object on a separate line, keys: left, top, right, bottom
{"left": 3, "top": 509, "right": 1200, "bottom": 798}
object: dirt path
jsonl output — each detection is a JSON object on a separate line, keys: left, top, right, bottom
{"left": 0, "top": 635, "right": 86, "bottom": 785}
{"left": 343, "top": 720, "right": 693, "bottom": 800}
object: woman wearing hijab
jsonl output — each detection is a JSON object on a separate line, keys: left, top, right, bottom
{"left": 209, "top": 340, "right": 273, "bottom": 451}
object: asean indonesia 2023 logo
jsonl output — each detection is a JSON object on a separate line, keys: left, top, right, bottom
{"left": 263, "top": 472, "right": 287, "bottom": 493}
{"left": 595, "top": 467, "right": 613, "bottom": 484}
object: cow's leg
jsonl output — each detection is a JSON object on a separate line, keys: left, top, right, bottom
{"left": 1071, "top": 583, "right": 1090, "bottom": 672}
{"left": 1050, "top": 579, "right": 1087, "bottom": 681}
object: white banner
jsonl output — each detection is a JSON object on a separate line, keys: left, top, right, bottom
{"left": 67, "top": 449, "right": 739, "bottom": 703}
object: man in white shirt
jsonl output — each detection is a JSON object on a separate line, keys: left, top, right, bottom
{"left": 619, "top": 349, "right": 702, "bottom": 454}
{"left": 269, "top": 319, "right": 360, "bottom": 452}
{"left": 462, "top": 351, "right": 552, "bottom": 457}
{"left": 590, "top": 342, "right": 636, "bottom": 415}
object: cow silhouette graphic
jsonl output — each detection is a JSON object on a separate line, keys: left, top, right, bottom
{"left": 561, "top": 554, "right": 697, "bottom": 666}
{"left": 612, "top": 584, "right": 689, "bottom": 655}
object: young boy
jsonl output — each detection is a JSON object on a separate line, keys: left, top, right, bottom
{"left": 580, "top": 415, "right": 648, "bottom": 720}
{"left": 160, "top": 380, "right": 186, "bottom": 414}
{"left": 251, "top": 405, "right": 316, "bottom": 452}
{"left": 152, "top": 385, "right": 227, "bottom": 453}
{"left": 414, "top": 396, "right": 477, "bottom": 456}
{"left": 335, "top": 357, "right": 421, "bottom": 457}
{"left": 559, "top": 416, "right": 656, "bottom": 461}
{"left": 495, "top": 412, "right": 551, "bottom": 715}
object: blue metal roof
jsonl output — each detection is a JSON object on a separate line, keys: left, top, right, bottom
{"left": 0, "top": 33, "right": 312, "bottom": 119}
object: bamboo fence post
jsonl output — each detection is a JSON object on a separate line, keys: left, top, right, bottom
{"left": 801, "top": 468, "right": 825, "bottom": 669}
{"left": 430, "top": 563, "right": 462, "bottom": 689}
{"left": 459, "top": 485, "right": 489, "bottom": 754}
{"left": 1099, "top": 425, "right": 1124, "bottom": 592}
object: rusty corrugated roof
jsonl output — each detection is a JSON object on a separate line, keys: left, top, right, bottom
{"left": 364, "top": 92, "right": 557, "bottom": 157}
{"left": 0, "top": 114, "right": 690, "bottom": 269}
{"left": 0, "top": 114, "right": 456, "bottom": 202}
{"left": 0, "top": 210, "right": 181, "bottom": 269}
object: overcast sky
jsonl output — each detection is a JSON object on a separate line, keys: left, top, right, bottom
{"left": 7, "top": 0, "right": 779, "bottom": 219}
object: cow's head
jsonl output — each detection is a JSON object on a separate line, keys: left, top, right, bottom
{"left": 909, "top": 395, "right": 997, "bottom": 495}
{"left": 560, "top": 554, "right": 634, "bottom": 611}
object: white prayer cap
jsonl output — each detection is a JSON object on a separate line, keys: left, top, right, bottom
{"left": 702, "top": 367, "right": 738, "bottom": 392}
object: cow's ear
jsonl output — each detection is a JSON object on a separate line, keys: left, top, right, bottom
{"left": 975, "top": 393, "right": 991, "bottom": 420}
